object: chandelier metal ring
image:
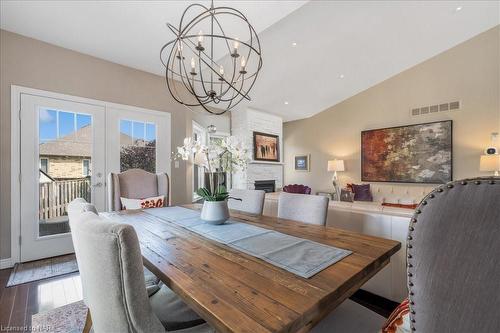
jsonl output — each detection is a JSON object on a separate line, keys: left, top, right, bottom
{"left": 161, "top": 2, "right": 263, "bottom": 115}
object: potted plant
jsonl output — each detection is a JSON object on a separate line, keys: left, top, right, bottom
{"left": 174, "top": 136, "right": 248, "bottom": 224}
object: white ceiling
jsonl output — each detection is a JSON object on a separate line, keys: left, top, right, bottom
{"left": 0, "top": 1, "right": 306, "bottom": 74}
{"left": 1, "top": 1, "right": 499, "bottom": 121}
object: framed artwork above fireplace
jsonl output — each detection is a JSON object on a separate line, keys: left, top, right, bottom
{"left": 361, "top": 120, "right": 452, "bottom": 184}
{"left": 253, "top": 132, "right": 280, "bottom": 162}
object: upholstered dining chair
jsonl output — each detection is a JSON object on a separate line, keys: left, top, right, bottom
{"left": 68, "top": 198, "right": 161, "bottom": 296}
{"left": 108, "top": 168, "right": 170, "bottom": 211}
{"left": 227, "top": 189, "right": 266, "bottom": 215}
{"left": 278, "top": 192, "right": 329, "bottom": 225}
{"left": 312, "top": 177, "right": 500, "bottom": 333}
{"left": 283, "top": 184, "right": 312, "bottom": 194}
{"left": 69, "top": 204, "right": 213, "bottom": 333}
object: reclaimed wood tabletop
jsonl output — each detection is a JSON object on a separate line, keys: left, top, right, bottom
{"left": 102, "top": 204, "right": 401, "bottom": 333}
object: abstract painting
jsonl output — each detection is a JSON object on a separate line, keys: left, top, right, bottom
{"left": 361, "top": 120, "right": 452, "bottom": 183}
{"left": 253, "top": 132, "right": 279, "bottom": 162}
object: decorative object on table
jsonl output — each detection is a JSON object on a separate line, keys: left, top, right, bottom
{"left": 328, "top": 159, "right": 345, "bottom": 200}
{"left": 294, "top": 154, "right": 310, "bottom": 171}
{"left": 174, "top": 136, "right": 248, "bottom": 224}
{"left": 283, "top": 184, "right": 311, "bottom": 194}
{"left": 480, "top": 155, "right": 500, "bottom": 176}
{"left": 480, "top": 132, "right": 499, "bottom": 176}
{"left": 197, "top": 186, "right": 231, "bottom": 224}
{"left": 340, "top": 189, "right": 355, "bottom": 202}
{"left": 253, "top": 132, "right": 280, "bottom": 162}
{"left": 347, "top": 183, "right": 373, "bottom": 201}
{"left": 160, "top": 0, "right": 262, "bottom": 115}
{"left": 484, "top": 132, "right": 498, "bottom": 155}
{"left": 361, "top": 120, "right": 452, "bottom": 183}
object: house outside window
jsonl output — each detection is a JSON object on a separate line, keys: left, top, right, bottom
{"left": 82, "top": 159, "right": 91, "bottom": 176}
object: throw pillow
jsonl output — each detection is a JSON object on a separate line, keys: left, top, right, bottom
{"left": 351, "top": 183, "right": 373, "bottom": 201}
{"left": 381, "top": 298, "right": 411, "bottom": 333}
{"left": 120, "top": 195, "right": 165, "bottom": 210}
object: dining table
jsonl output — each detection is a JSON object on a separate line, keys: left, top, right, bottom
{"left": 101, "top": 204, "right": 401, "bottom": 333}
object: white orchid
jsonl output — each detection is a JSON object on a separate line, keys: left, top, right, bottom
{"left": 173, "top": 135, "right": 248, "bottom": 172}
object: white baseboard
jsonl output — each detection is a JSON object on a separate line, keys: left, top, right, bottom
{"left": 0, "top": 258, "right": 13, "bottom": 269}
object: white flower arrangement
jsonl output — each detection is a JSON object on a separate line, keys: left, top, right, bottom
{"left": 173, "top": 136, "right": 249, "bottom": 200}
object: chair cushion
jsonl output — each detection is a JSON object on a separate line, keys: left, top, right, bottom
{"left": 149, "top": 284, "right": 205, "bottom": 331}
{"left": 311, "top": 299, "right": 385, "bottom": 333}
{"left": 144, "top": 267, "right": 161, "bottom": 297}
{"left": 381, "top": 298, "right": 411, "bottom": 333}
{"left": 120, "top": 195, "right": 165, "bottom": 210}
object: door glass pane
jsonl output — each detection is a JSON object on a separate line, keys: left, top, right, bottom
{"left": 38, "top": 108, "right": 92, "bottom": 236}
{"left": 120, "top": 119, "right": 156, "bottom": 173}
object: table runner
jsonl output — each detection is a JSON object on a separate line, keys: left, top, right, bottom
{"left": 144, "top": 206, "right": 352, "bottom": 278}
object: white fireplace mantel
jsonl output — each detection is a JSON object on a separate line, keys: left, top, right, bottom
{"left": 231, "top": 108, "right": 284, "bottom": 190}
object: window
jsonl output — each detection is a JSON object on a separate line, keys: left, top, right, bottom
{"left": 40, "top": 158, "right": 48, "bottom": 173}
{"left": 120, "top": 119, "right": 156, "bottom": 173}
{"left": 192, "top": 121, "right": 207, "bottom": 201}
{"left": 82, "top": 159, "right": 91, "bottom": 176}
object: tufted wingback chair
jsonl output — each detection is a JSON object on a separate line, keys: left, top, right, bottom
{"left": 108, "top": 169, "right": 170, "bottom": 211}
{"left": 408, "top": 177, "right": 500, "bottom": 332}
{"left": 283, "top": 184, "right": 312, "bottom": 194}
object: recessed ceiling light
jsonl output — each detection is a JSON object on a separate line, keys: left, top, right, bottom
{"left": 339, "top": 74, "right": 345, "bottom": 79}
{"left": 455, "top": 6, "right": 462, "bottom": 11}
{"left": 291, "top": 42, "right": 297, "bottom": 47}
{"left": 284, "top": 101, "right": 289, "bottom": 105}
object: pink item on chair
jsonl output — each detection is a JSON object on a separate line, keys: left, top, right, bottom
{"left": 283, "top": 184, "right": 312, "bottom": 194}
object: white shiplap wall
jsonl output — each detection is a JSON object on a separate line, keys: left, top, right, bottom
{"left": 231, "top": 108, "right": 283, "bottom": 190}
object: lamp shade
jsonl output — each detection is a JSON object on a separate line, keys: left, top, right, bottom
{"left": 328, "top": 159, "right": 345, "bottom": 172}
{"left": 480, "top": 155, "right": 500, "bottom": 172}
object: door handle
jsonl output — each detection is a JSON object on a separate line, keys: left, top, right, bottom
{"left": 92, "top": 182, "right": 103, "bottom": 188}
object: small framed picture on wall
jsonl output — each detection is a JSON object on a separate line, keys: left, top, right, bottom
{"left": 294, "top": 154, "right": 310, "bottom": 171}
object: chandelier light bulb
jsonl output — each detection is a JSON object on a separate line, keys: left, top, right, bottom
{"left": 219, "top": 65, "right": 224, "bottom": 75}
{"left": 191, "top": 57, "right": 196, "bottom": 69}
{"left": 198, "top": 30, "right": 204, "bottom": 43}
{"left": 233, "top": 38, "right": 240, "bottom": 50}
{"left": 241, "top": 56, "right": 246, "bottom": 68}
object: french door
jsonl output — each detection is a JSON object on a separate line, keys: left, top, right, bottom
{"left": 18, "top": 92, "right": 171, "bottom": 262}
{"left": 20, "top": 94, "right": 106, "bottom": 262}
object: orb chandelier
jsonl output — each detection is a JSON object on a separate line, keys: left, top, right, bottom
{"left": 160, "top": 1, "right": 263, "bottom": 115}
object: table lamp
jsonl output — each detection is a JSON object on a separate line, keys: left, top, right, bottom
{"left": 480, "top": 155, "right": 500, "bottom": 176}
{"left": 328, "top": 159, "right": 345, "bottom": 200}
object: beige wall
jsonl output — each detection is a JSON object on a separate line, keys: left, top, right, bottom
{"left": 0, "top": 30, "right": 199, "bottom": 259}
{"left": 284, "top": 26, "right": 500, "bottom": 193}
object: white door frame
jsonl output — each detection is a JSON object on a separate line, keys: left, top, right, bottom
{"left": 10, "top": 85, "right": 172, "bottom": 264}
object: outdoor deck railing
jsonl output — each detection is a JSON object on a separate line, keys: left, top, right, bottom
{"left": 39, "top": 178, "right": 91, "bottom": 221}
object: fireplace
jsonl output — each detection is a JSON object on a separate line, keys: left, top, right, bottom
{"left": 254, "top": 180, "right": 276, "bottom": 193}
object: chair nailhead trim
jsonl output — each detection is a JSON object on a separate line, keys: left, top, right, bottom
{"left": 406, "top": 177, "right": 499, "bottom": 332}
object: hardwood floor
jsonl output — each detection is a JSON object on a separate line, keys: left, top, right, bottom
{"left": 0, "top": 268, "right": 82, "bottom": 331}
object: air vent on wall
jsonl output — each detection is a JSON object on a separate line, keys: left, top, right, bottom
{"left": 410, "top": 100, "right": 461, "bottom": 117}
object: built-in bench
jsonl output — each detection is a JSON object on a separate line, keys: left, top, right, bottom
{"left": 263, "top": 183, "right": 436, "bottom": 302}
